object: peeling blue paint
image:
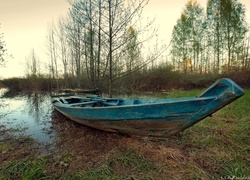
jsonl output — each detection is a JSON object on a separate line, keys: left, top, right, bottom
{"left": 51, "top": 78, "right": 244, "bottom": 137}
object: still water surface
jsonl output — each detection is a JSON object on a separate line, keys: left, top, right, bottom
{"left": 0, "top": 88, "right": 55, "bottom": 143}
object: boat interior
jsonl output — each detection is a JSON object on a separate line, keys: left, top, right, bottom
{"left": 53, "top": 95, "right": 215, "bottom": 108}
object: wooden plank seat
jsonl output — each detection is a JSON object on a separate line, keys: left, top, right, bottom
{"left": 69, "top": 101, "right": 96, "bottom": 107}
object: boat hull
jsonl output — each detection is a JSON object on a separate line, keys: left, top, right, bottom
{"left": 52, "top": 78, "right": 244, "bottom": 137}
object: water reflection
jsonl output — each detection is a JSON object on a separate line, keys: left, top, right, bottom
{"left": 0, "top": 90, "right": 55, "bottom": 143}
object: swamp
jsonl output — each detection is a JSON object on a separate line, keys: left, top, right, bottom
{"left": 1, "top": 0, "right": 250, "bottom": 178}
{"left": 0, "top": 87, "right": 249, "bottom": 179}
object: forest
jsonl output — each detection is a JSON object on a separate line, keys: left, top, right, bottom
{"left": 1, "top": 0, "right": 250, "bottom": 96}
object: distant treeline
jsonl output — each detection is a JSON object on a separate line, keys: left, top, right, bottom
{"left": 1, "top": 67, "right": 249, "bottom": 94}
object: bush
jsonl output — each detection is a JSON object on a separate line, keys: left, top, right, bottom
{"left": 133, "top": 65, "right": 220, "bottom": 92}
{"left": 1, "top": 77, "right": 55, "bottom": 92}
{"left": 1, "top": 67, "right": 249, "bottom": 93}
{"left": 222, "top": 68, "right": 250, "bottom": 88}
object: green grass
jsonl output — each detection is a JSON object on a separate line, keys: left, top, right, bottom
{"left": 0, "top": 159, "right": 48, "bottom": 180}
{"left": 113, "top": 148, "right": 157, "bottom": 178}
{"left": 181, "top": 89, "right": 250, "bottom": 178}
{"left": 62, "top": 149, "right": 156, "bottom": 179}
{"left": 116, "top": 148, "right": 155, "bottom": 170}
{"left": 56, "top": 168, "right": 118, "bottom": 180}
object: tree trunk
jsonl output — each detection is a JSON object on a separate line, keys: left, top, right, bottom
{"left": 108, "top": 0, "right": 113, "bottom": 98}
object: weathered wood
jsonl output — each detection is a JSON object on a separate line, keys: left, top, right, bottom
{"left": 58, "top": 88, "right": 100, "bottom": 94}
{"left": 51, "top": 78, "right": 244, "bottom": 138}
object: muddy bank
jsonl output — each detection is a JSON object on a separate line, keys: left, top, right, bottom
{"left": 1, "top": 104, "right": 249, "bottom": 179}
{"left": 0, "top": 110, "right": 192, "bottom": 179}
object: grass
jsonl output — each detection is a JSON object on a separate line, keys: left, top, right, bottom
{"left": 181, "top": 89, "right": 250, "bottom": 178}
{"left": 0, "top": 89, "right": 249, "bottom": 179}
{"left": 44, "top": 148, "right": 156, "bottom": 179}
{"left": 0, "top": 159, "right": 48, "bottom": 180}
{"left": 112, "top": 148, "right": 157, "bottom": 178}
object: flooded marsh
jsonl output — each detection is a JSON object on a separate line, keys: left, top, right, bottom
{"left": 0, "top": 89, "right": 55, "bottom": 143}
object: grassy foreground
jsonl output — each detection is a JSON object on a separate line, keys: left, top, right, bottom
{"left": 0, "top": 90, "right": 249, "bottom": 179}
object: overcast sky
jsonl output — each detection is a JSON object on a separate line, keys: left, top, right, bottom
{"left": 0, "top": 0, "right": 250, "bottom": 78}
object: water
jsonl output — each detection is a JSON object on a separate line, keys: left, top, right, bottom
{"left": 0, "top": 88, "right": 55, "bottom": 143}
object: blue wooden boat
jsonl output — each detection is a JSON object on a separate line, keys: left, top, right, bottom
{"left": 51, "top": 78, "right": 244, "bottom": 137}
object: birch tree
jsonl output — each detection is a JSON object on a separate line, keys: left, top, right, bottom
{"left": 206, "top": 0, "right": 248, "bottom": 72}
{"left": 171, "top": 0, "right": 248, "bottom": 73}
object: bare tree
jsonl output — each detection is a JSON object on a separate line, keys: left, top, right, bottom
{"left": 25, "top": 49, "right": 40, "bottom": 77}
{"left": 69, "top": 0, "right": 162, "bottom": 96}
{"left": 43, "top": 0, "right": 166, "bottom": 95}
{"left": 0, "top": 24, "right": 7, "bottom": 66}
{"left": 57, "top": 17, "right": 70, "bottom": 87}
{"left": 46, "top": 22, "right": 59, "bottom": 88}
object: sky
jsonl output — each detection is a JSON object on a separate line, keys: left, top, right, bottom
{"left": 0, "top": 0, "right": 250, "bottom": 78}
{"left": 0, "top": 0, "right": 70, "bottom": 78}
